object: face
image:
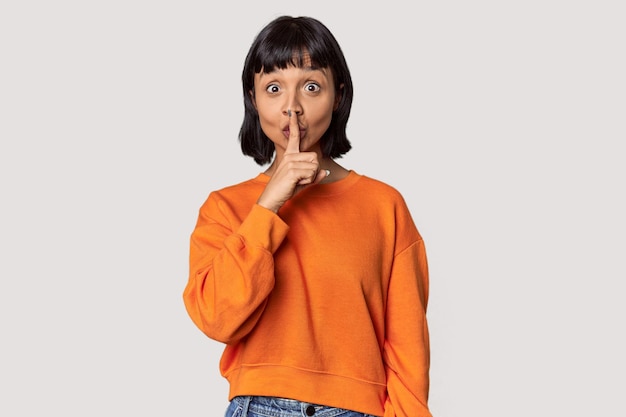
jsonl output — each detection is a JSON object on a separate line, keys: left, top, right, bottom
{"left": 252, "top": 58, "right": 340, "bottom": 156}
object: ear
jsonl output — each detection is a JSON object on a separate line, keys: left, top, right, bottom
{"left": 333, "top": 83, "right": 344, "bottom": 111}
{"left": 249, "top": 89, "right": 257, "bottom": 109}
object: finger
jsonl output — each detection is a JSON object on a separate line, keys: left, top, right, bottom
{"left": 292, "top": 165, "right": 318, "bottom": 185}
{"left": 285, "top": 109, "right": 300, "bottom": 155}
{"left": 312, "top": 168, "right": 330, "bottom": 184}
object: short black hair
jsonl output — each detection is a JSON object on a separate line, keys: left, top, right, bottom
{"left": 239, "top": 16, "right": 353, "bottom": 165}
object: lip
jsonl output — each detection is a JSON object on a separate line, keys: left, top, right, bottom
{"left": 282, "top": 127, "right": 307, "bottom": 139}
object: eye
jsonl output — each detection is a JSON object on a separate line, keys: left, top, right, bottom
{"left": 266, "top": 84, "right": 280, "bottom": 93}
{"left": 304, "top": 83, "right": 321, "bottom": 93}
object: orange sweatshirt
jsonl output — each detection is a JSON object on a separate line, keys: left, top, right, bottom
{"left": 183, "top": 171, "right": 432, "bottom": 417}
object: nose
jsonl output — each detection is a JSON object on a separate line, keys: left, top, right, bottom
{"left": 283, "top": 107, "right": 302, "bottom": 116}
{"left": 282, "top": 93, "right": 303, "bottom": 116}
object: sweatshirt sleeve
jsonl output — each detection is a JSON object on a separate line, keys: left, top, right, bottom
{"left": 383, "top": 238, "right": 433, "bottom": 417}
{"left": 183, "top": 195, "right": 289, "bottom": 344}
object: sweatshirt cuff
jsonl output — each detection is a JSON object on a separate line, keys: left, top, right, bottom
{"left": 237, "top": 204, "right": 289, "bottom": 254}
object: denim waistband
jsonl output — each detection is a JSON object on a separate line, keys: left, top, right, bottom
{"left": 232, "top": 396, "right": 365, "bottom": 417}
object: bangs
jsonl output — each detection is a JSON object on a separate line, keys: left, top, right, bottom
{"left": 252, "top": 27, "right": 333, "bottom": 73}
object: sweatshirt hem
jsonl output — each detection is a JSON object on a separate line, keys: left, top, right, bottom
{"left": 226, "top": 364, "right": 386, "bottom": 416}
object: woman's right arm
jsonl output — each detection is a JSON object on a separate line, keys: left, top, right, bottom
{"left": 183, "top": 194, "right": 289, "bottom": 344}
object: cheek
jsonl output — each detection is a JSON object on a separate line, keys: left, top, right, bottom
{"left": 255, "top": 104, "right": 283, "bottom": 141}
{"left": 311, "top": 103, "right": 335, "bottom": 129}
{"left": 255, "top": 104, "right": 275, "bottom": 125}
{"left": 256, "top": 98, "right": 279, "bottom": 119}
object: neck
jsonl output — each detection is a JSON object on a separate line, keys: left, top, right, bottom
{"left": 264, "top": 158, "right": 349, "bottom": 183}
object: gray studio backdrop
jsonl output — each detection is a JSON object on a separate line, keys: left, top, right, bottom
{"left": 1, "top": 1, "right": 624, "bottom": 416}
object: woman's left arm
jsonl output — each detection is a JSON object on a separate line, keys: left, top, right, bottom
{"left": 383, "top": 238, "right": 433, "bottom": 417}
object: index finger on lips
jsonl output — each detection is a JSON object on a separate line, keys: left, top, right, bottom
{"left": 285, "top": 109, "right": 300, "bottom": 155}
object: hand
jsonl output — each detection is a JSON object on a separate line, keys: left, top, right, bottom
{"left": 256, "top": 110, "right": 329, "bottom": 213}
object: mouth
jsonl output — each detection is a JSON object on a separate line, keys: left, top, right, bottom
{"left": 282, "top": 127, "right": 307, "bottom": 139}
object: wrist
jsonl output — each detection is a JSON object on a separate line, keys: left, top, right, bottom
{"left": 256, "top": 198, "right": 280, "bottom": 213}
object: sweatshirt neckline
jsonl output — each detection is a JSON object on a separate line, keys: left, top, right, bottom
{"left": 253, "top": 170, "right": 362, "bottom": 197}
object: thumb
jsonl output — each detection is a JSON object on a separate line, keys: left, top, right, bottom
{"left": 313, "top": 169, "right": 331, "bottom": 184}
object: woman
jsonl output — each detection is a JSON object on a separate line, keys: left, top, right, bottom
{"left": 183, "top": 15, "right": 433, "bottom": 417}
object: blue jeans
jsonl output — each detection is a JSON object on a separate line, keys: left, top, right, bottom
{"left": 224, "top": 396, "right": 377, "bottom": 417}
